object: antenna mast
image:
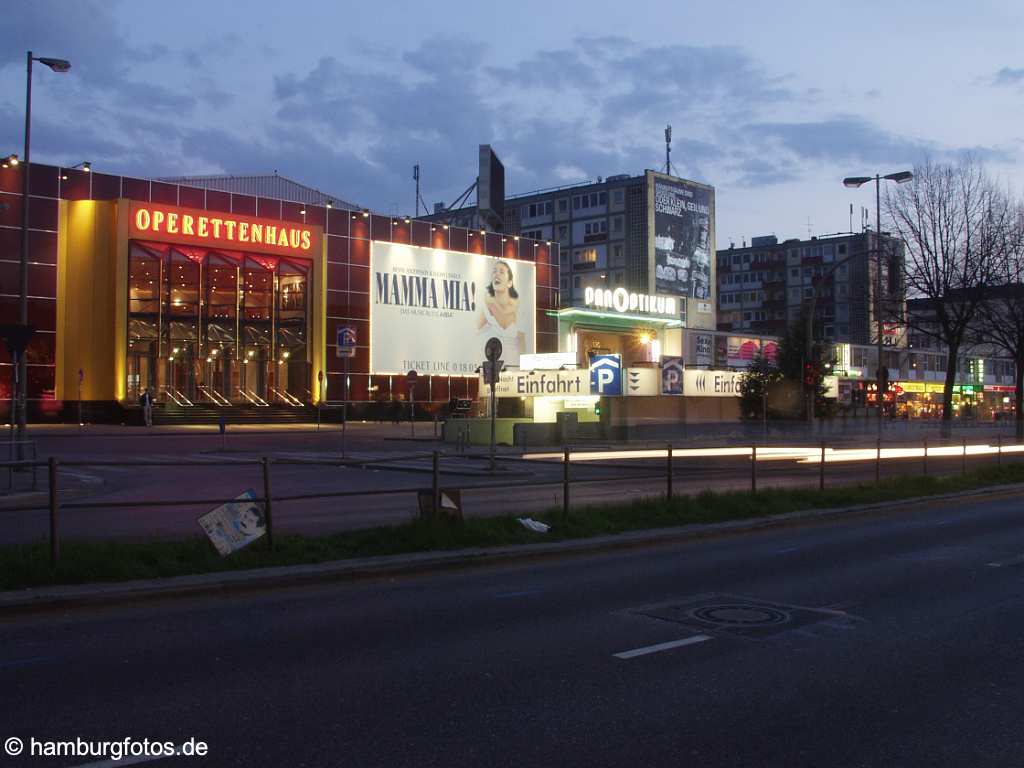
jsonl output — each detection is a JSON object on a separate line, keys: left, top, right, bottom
{"left": 413, "top": 164, "right": 420, "bottom": 217}
{"left": 664, "top": 124, "right": 672, "bottom": 175}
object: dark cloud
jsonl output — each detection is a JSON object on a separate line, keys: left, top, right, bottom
{"left": 0, "top": 12, "right": 1014, "bottom": 219}
{"left": 992, "top": 67, "right": 1024, "bottom": 86}
{"left": 744, "top": 115, "right": 1013, "bottom": 169}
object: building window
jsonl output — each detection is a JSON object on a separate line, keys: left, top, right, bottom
{"left": 611, "top": 215, "right": 623, "bottom": 233}
{"left": 573, "top": 275, "right": 581, "bottom": 289}
{"left": 573, "top": 248, "right": 598, "bottom": 266}
{"left": 558, "top": 198, "right": 568, "bottom": 213}
{"left": 612, "top": 189, "right": 624, "bottom": 205}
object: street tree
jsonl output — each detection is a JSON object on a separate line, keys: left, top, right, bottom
{"left": 738, "top": 353, "right": 782, "bottom": 419}
{"left": 973, "top": 198, "right": 1024, "bottom": 438}
{"left": 885, "top": 158, "right": 1004, "bottom": 435}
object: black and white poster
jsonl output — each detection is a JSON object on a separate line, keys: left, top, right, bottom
{"left": 653, "top": 178, "right": 712, "bottom": 299}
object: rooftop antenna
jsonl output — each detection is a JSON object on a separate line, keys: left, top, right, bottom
{"left": 664, "top": 124, "right": 673, "bottom": 175}
{"left": 806, "top": 216, "right": 812, "bottom": 239}
{"left": 413, "top": 164, "right": 420, "bottom": 217}
{"left": 849, "top": 203, "right": 853, "bottom": 233}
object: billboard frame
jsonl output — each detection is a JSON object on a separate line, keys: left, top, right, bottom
{"left": 645, "top": 170, "right": 716, "bottom": 331}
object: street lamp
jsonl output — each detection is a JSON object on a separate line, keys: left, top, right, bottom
{"left": 17, "top": 51, "right": 70, "bottom": 444}
{"left": 842, "top": 170, "right": 913, "bottom": 437}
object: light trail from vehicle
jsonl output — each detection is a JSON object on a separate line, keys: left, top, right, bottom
{"left": 523, "top": 443, "right": 1024, "bottom": 465}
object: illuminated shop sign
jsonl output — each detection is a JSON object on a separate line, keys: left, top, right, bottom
{"left": 129, "top": 202, "right": 317, "bottom": 256}
{"left": 583, "top": 286, "right": 677, "bottom": 317}
{"left": 489, "top": 369, "right": 588, "bottom": 398}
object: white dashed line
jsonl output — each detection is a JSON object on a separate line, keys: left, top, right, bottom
{"left": 987, "top": 554, "right": 1024, "bottom": 568}
{"left": 613, "top": 634, "right": 712, "bottom": 659}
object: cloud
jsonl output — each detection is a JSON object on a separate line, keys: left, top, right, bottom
{"left": 0, "top": 14, "right": 1014, "bottom": 220}
{"left": 992, "top": 67, "right": 1024, "bottom": 86}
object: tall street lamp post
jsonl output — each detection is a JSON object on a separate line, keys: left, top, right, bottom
{"left": 18, "top": 51, "right": 71, "bottom": 442}
{"left": 842, "top": 171, "right": 913, "bottom": 438}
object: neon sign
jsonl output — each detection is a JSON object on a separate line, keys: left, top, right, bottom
{"left": 583, "top": 286, "right": 677, "bottom": 317}
{"left": 129, "top": 202, "right": 316, "bottom": 255}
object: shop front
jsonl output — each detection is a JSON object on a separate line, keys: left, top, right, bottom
{"left": 56, "top": 199, "right": 326, "bottom": 409}
{"left": 2, "top": 161, "right": 558, "bottom": 421}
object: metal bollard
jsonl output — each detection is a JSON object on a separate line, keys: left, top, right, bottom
{"left": 261, "top": 457, "right": 274, "bottom": 551}
{"left": 998, "top": 435, "right": 1002, "bottom": 467}
{"left": 819, "top": 441, "right": 825, "bottom": 491}
{"left": 923, "top": 437, "right": 928, "bottom": 477}
{"left": 562, "top": 446, "right": 570, "bottom": 522}
{"left": 875, "top": 438, "right": 881, "bottom": 484}
{"left": 48, "top": 457, "right": 59, "bottom": 566}
{"left": 666, "top": 443, "right": 673, "bottom": 500}
{"left": 751, "top": 444, "right": 757, "bottom": 493}
{"left": 432, "top": 450, "right": 440, "bottom": 519}
{"left": 962, "top": 439, "right": 967, "bottom": 476}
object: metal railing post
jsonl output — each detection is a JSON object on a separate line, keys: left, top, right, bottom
{"left": 819, "top": 440, "right": 825, "bottom": 491}
{"left": 875, "top": 438, "right": 881, "bottom": 484}
{"left": 998, "top": 435, "right": 1002, "bottom": 467}
{"left": 261, "top": 457, "right": 274, "bottom": 550}
{"left": 962, "top": 439, "right": 967, "bottom": 476}
{"left": 48, "top": 456, "right": 59, "bottom": 566}
{"left": 923, "top": 437, "right": 928, "bottom": 477}
{"left": 562, "top": 446, "right": 570, "bottom": 522}
{"left": 666, "top": 443, "right": 673, "bottom": 500}
{"left": 751, "top": 444, "right": 757, "bottom": 493}
{"left": 432, "top": 450, "right": 440, "bottom": 519}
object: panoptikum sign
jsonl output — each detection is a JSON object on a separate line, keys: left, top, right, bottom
{"left": 584, "top": 286, "right": 677, "bottom": 316}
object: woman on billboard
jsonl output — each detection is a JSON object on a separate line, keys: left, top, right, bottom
{"left": 477, "top": 260, "right": 525, "bottom": 366}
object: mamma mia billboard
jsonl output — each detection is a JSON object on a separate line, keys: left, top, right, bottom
{"left": 370, "top": 242, "right": 536, "bottom": 375}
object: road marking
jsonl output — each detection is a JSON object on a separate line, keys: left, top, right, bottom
{"left": 613, "top": 634, "right": 712, "bottom": 660}
{"left": 495, "top": 590, "right": 540, "bottom": 599}
{"left": 987, "top": 554, "right": 1024, "bottom": 568}
{"left": 775, "top": 546, "right": 801, "bottom": 554}
{"left": 0, "top": 655, "right": 57, "bottom": 669}
{"left": 68, "top": 754, "right": 173, "bottom": 768}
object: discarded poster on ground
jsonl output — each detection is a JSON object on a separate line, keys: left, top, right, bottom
{"left": 198, "top": 489, "right": 265, "bottom": 556}
{"left": 417, "top": 488, "right": 463, "bottom": 521}
{"left": 517, "top": 517, "right": 550, "bottom": 533}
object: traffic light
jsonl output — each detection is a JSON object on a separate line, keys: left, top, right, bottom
{"left": 594, "top": 400, "right": 602, "bottom": 416}
{"left": 804, "top": 363, "right": 816, "bottom": 387}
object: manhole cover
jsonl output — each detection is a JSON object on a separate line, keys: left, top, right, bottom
{"left": 690, "top": 604, "right": 789, "bottom": 626}
{"left": 632, "top": 593, "right": 846, "bottom": 639}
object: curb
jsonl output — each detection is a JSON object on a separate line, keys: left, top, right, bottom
{"left": 3, "top": 481, "right": 1024, "bottom": 613}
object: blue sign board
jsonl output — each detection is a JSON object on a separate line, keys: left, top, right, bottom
{"left": 661, "top": 356, "right": 684, "bottom": 395}
{"left": 336, "top": 325, "right": 357, "bottom": 358}
{"left": 590, "top": 354, "right": 622, "bottom": 396}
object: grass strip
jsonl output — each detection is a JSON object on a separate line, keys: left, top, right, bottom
{"left": 3, "top": 462, "right": 1024, "bottom": 592}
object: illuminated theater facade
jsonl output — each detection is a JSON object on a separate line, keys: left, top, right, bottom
{"left": 0, "top": 162, "right": 558, "bottom": 420}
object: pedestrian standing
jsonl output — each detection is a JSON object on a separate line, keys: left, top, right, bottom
{"left": 140, "top": 387, "right": 153, "bottom": 427}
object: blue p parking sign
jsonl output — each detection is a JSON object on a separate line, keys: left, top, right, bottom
{"left": 589, "top": 354, "right": 622, "bottom": 396}
{"left": 337, "top": 325, "right": 357, "bottom": 358}
{"left": 661, "top": 356, "right": 684, "bottom": 395}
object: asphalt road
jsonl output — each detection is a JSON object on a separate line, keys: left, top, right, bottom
{"left": 0, "top": 424, "right": 1020, "bottom": 543}
{"left": 3, "top": 491, "right": 1024, "bottom": 766}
